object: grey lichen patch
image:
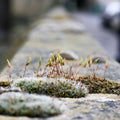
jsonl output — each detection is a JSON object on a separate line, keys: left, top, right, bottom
{"left": 76, "top": 76, "right": 120, "bottom": 95}
{"left": 12, "top": 77, "right": 88, "bottom": 98}
{"left": 0, "top": 92, "right": 66, "bottom": 117}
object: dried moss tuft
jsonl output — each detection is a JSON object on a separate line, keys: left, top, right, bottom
{"left": 0, "top": 80, "right": 11, "bottom": 87}
{"left": 0, "top": 92, "right": 66, "bottom": 117}
{"left": 12, "top": 77, "right": 88, "bottom": 98}
{"left": 77, "top": 76, "right": 120, "bottom": 95}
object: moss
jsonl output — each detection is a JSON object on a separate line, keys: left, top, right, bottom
{"left": 0, "top": 80, "right": 11, "bottom": 87}
{"left": 12, "top": 77, "right": 88, "bottom": 98}
{"left": 76, "top": 76, "right": 120, "bottom": 95}
{"left": 0, "top": 92, "right": 66, "bottom": 117}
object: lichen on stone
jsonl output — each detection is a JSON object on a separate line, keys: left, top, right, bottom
{"left": 0, "top": 92, "right": 66, "bottom": 117}
{"left": 12, "top": 77, "right": 88, "bottom": 98}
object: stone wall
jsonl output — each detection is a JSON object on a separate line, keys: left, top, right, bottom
{"left": 0, "top": 6, "right": 120, "bottom": 120}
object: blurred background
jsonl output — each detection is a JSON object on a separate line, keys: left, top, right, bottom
{"left": 0, "top": 0, "right": 120, "bottom": 71}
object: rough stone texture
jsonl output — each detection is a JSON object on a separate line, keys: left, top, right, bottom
{"left": 0, "top": 94, "right": 120, "bottom": 120}
{"left": 1, "top": 7, "right": 120, "bottom": 120}
{"left": 61, "top": 94, "right": 120, "bottom": 120}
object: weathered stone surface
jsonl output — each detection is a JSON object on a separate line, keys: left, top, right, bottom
{"left": 0, "top": 94, "right": 120, "bottom": 120}
{"left": 0, "top": 87, "right": 21, "bottom": 94}
{"left": 1, "top": 7, "right": 120, "bottom": 120}
{"left": 61, "top": 94, "right": 120, "bottom": 120}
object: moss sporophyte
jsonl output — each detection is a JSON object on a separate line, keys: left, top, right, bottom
{"left": 6, "top": 59, "right": 12, "bottom": 80}
{"left": 23, "top": 57, "right": 32, "bottom": 77}
{"left": 0, "top": 51, "right": 120, "bottom": 119}
{"left": 1, "top": 51, "right": 120, "bottom": 96}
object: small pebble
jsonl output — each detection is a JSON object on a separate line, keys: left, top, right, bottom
{"left": 60, "top": 51, "right": 79, "bottom": 60}
{"left": 92, "top": 56, "right": 106, "bottom": 64}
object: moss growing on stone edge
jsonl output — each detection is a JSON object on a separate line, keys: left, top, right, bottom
{"left": 76, "top": 76, "right": 120, "bottom": 95}
{"left": 12, "top": 77, "right": 88, "bottom": 98}
{"left": 0, "top": 92, "right": 66, "bottom": 117}
{"left": 0, "top": 79, "right": 11, "bottom": 87}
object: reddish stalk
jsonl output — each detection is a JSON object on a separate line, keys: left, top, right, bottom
{"left": 104, "top": 61, "right": 109, "bottom": 80}
{"left": 6, "top": 59, "right": 12, "bottom": 80}
{"left": 23, "top": 57, "right": 31, "bottom": 77}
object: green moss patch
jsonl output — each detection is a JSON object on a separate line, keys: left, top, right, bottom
{"left": 76, "top": 76, "right": 120, "bottom": 95}
{"left": 0, "top": 92, "right": 66, "bottom": 117}
{"left": 12, "top": 77, "right": 88, "bottom": 98}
